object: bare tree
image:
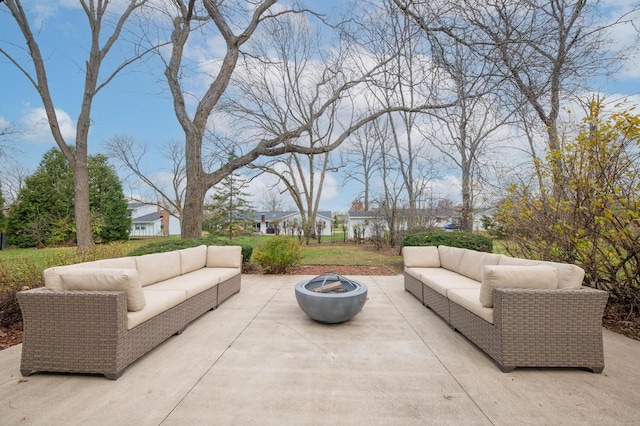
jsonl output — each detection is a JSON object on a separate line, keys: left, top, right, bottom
{"left": 341, "top": 120, "right": 384, "bottom": 212}
{"left": 0, "top": 162, "right": 29, "bottom": 205}
{"left": 396, "top": 0, "right": 638, "bottom": 191}
{"left": 1, "top": 0, "right": 150, "bottom": 250}
{"left": 364, "top": 1, "right": 441, "bottom": 231}
{"left": 0, "top": 121, "right": 20, "bottom": 160}
{"left": 160, "top": 1, "right": 457, "bottom": 238}
{"left": 260, "top": 191, "right": 291, "bottom": 212}
{"left": 425, "top": 36, "right": 513, "bottom": 232}
{"left": 105, "top": 135, "right": 185, "bottom": 224}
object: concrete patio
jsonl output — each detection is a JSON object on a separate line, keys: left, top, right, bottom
{"left": 1, "top": 274, "right": 639, "bottom": 425}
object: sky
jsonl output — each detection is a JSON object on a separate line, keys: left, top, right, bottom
{"left": 0, "top": 0, "right": 639, "bottom": 214}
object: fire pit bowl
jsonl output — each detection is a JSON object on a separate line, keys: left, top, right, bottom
{"left": 294, "top": 274, "right": 368, "bottom": 324}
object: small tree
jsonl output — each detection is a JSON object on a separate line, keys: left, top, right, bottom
{"left": 496, "top": 101, "right": 640, "bottom": 320}
{"left": 203, "top": 172, "right": 254, "bottom": 240}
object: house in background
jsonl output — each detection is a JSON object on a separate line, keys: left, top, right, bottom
{"left": 254, "top": 211, "right": 334, "bottom": 236}
{"left": 128, "top": 202, "right": 181, "bottom": 237}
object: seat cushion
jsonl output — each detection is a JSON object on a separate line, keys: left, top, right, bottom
{"left": 448, "top": 288, "right": 494, "bottom": 324}
{"left": 479, "top": 265, "right": 559, "bottom": 308}
{"left": 206, "top": 246, "right": 242, "bottom": 268}
{"left": 422, "top": 273, "right": 481, "bottom": 298}
{"left": 402, "top": 246, "right": 440, "bottom": 268}
{"left": 179, "top": 245, "right": 208, "bottom": 275}
{"left": 59, "top": 268, "right": 146, "bottom": 312}
{"left": 458, "top": 250, "right": 501, "bottom": 282}
{"left": 135, "top": 251, "right": 181, "bottom": 287}
{"left": 147, "top": 268, "right": 238, "bottom": 298}
{"left": 498, "top": 255, "right": 585, "bottom": 290}
{"left": 437, "top": 246, "right": 466, "bottom": 273}
{"left": 127, "top": 289, "right": 187, "bottom": 329}
{"left": 405, "top": 267, "right": 460, "bottom": 281}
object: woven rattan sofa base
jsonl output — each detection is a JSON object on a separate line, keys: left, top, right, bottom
{"left": 18, "top": 275, "right": 241, "bottom": 380}
{"left": 404, "top": 274, "right": 450, "bottom": 322}
{"left": 405, "top": 272, "right": 608, "bottom": 372}
{"left": 404, "top": 274, "right": 423, "bottom": 303}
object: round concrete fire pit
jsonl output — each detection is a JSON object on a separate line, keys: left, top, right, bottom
{"left": 294, "top": 274, "right": 368, "bottom": 324}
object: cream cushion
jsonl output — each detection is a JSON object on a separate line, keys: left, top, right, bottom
{"left": 458, "top": 250, "right": 502, "bottom": 282}
{"left": 437, "top": 246, "right": 466, "bottom": 273}
{"left": 479, "top": 265, "right": 559, "bottom": 308}
{"left": 404, "top": 267, "right": 460, "bottom": 281}
{"left": 44, "top": 257, "right": 136, "bottom": 291}
{"left": 135, "top": 251, "right": 181, "bottom": 287}
{"left": 59, "top": 268, "right": 146, "bottom": 312}
{"left": 147, "top": 268, "right": 239, "bottom": 298}
{"left": 206, "top": 246, "right": 242, "bottom": 268}
{"left": 127, "top": 289, "right": 186, "bottom": 329}
{"left": 498, "top": 255, "right": 585, "bottom": 290}
{"left": 179, "top": 245, "right": 208, "bottom": 275}
{"left": 448, "top": 288, "right": 494, "bottom": 324}
{"left": 402, "top": 246, "right": 440, "bottom": 268}
{"left": 422, "top": 273, "right": 481, "bottom": 298}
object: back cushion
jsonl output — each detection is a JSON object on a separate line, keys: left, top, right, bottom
{"left": 458, "top": 250, "right": 502, "bottom": 282}
{"left": 206, "top": 246, "right": 242, "bottom": 268}
{"left": 59, "top": 268, "right": 146, "bottom": 312}
{"left": 479, "top": 265, "right": 559, "bottom": 308}
{"left": 499, "top": 255, "right": 585, "bottom": 289}
{"left": 179, "top": 245, "right": 208, "bottom": 275}
{"left": 135, "top": 251, "right": 181, "bottom": 286}
{"left": 43, "top": 257, "right": 136, "bottom": 291}
{"left": 402, "top": 246, "right": 440, "bottom": 268}
{"left": 437, "top": 246, "right": 466, "bottom": 273}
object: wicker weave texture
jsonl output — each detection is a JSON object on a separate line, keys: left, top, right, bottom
{"left": 18, "top": 273, "right": 241, "bottom": 379}
{"left": 403, "top": 274, "right": 423, "bottom": 303}
{"left": 404, "top": 267, "right": 608, "bottom": 372}
{"left": 422, "top": 284, "right": 450, "bottom": 323}
{"left": 218, "top": 274, "right": 241, "bottom": 306}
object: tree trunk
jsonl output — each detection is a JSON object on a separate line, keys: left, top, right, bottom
{"left": 73, "top": 148, "right": 94, "bottom": 251}
{"left": 181, "top": 175, "right": 206, "bottom": 239}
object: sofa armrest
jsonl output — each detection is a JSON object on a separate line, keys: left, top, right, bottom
{"left": 493, "top": 286, "right": 608, "bottom": 332}
{"left": 18, "top": 287, "right": 128, "bottom": 343}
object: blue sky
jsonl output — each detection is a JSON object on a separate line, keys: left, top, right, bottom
{"left": 1, "top": 0, "right": 639, "bottom": 213}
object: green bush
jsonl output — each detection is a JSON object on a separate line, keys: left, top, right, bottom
{"left": 402, "top": 230, "right": 493, "bottom": 252}
{"left": 127, "top": 237, "right": 253, "bottom": 266}
{"left": 252, "top": 236, "right": 303, "bottom": 274}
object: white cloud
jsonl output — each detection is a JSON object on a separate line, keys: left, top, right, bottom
{"left": 21, "top": 107, "right": 76, "bottom": 143}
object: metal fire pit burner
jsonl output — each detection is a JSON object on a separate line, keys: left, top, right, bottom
{"left": 294, "top": 274, "right": 368, "bottom": 324}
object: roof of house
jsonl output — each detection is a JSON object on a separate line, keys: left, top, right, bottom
{"left": 254, "top": 211, "right": 333, "bottom": 222}
{"left": 132, "top": 212, "right": 162, "bottom": 223}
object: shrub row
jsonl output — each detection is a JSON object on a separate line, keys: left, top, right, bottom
{"left": 127, "top": 236, "right": 253, "bottom": 265}
{"left": 402, "top": 230, "right": 493, "bottom": 252}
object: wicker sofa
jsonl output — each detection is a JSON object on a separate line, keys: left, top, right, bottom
{"left": 403, "top": 245, "right": 608, "bottom": 373}
{"left": 17, "top": 245, "right": 241, "bottom": 380}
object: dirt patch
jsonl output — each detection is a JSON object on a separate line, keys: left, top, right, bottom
{"left": 286, "top": 265, "right": 397, "bottom": 276}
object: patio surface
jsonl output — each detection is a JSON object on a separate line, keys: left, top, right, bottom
{"left": 1, "top": 274, "right": 640, "bottom": 425}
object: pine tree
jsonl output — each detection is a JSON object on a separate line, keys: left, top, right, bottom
{"left": 203, "top": 172, "right": 255, "bottom": 240}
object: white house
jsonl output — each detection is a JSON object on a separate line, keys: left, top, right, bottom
{"left": 129, "top": 203, "right": 181, "bottom": 237}
{"left": 254, "top": 211, "right": 334, "bottom": 236}
{"left": 347, "top": 211, "right": 388, "bottom": 239}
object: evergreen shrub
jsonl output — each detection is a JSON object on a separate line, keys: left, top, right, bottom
{"left": 128, "top": 237, "right": 253, "bottom": 265}
{"left": 402, "top": 230, "right": 493, "bottom": 252}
